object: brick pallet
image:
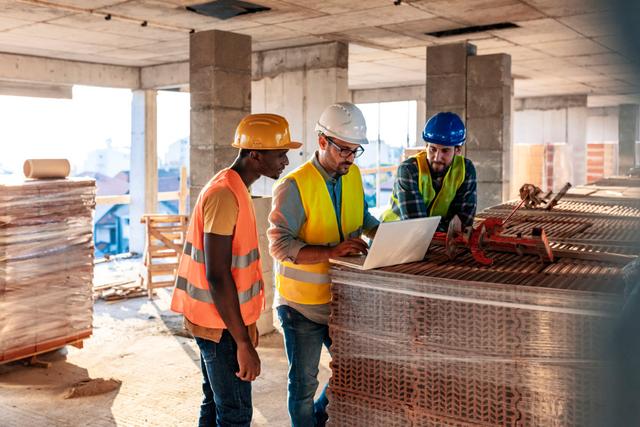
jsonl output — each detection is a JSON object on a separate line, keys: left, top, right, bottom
{"left": 0, "top": 177, "right": 95, "bottom": 363}
{"left": 327, "top": 181, "right": 638, "bottom": 426}
{"left": 328, "top": 246, "right": 623, "bottom": 427}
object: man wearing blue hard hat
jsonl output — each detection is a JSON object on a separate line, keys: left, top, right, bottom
{"left": 381, "top": 112, "right": 477, "bottom": 231}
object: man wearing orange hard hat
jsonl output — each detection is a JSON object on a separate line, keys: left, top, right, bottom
{"left": 171, "top": 113, "right": 301, "bottom": 427}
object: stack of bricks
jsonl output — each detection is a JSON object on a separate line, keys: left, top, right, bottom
{"left": 0, "top": 177, "right": 95, "bottom": 363}
{"left": 328, "top": 247, "right": 622, "bottom": 426}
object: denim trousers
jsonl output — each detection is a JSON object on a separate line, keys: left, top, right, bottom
{"left": 277, "top": 305, "right": 332, "bottom": 427}
{"left": 195, "top": 332, "right": 252, "bottom": 427}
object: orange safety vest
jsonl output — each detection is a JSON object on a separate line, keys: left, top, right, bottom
{"left": 170, "top": 168, "right": 265, "bottom": 329}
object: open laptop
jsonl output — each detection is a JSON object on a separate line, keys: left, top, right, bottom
{"left": 330, "top": 216, "right": 441, "bottom": 270}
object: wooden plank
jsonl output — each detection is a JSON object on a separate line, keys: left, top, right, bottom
{"left": 149, "top": 264, "right": 178, "bottom": 273}
{"left": 96, "top": 194, "right": 131, "bottom": 205}
{"left": 148, "top": 227, "right": 182, "bottom": 252}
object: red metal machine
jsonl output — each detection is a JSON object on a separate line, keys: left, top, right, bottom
{"left": 430, "top": 183, "right": 570, "bottom": 266}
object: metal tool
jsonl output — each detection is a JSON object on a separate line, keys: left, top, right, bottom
{"left": 434, "top": 197, "right": 555, "bottom": 266}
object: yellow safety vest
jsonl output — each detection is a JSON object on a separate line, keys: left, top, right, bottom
{"left": 382, "top": 152, "right": 465, "bottom": 222}
{"left": 275, "top": 160, "right": 364, "bottom": 304}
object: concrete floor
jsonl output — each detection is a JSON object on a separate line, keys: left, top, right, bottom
{"left": 0, "top": 288, "right": 331, "bottom": 426}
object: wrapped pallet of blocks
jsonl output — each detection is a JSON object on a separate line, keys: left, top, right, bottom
{"left": 0, "top": 177, "right": 95, "bottom": 363}
{"left": 328, "top": 247, "right": 624, "bottom": 427}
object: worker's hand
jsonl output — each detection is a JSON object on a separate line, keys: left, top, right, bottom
{"left": 236, "top": 342, "right": 261, "bottom": 382}
{"left": 330, "top": 237, "right": 369, "bottom": 258}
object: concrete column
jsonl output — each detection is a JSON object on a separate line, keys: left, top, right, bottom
{"left": 426, "top": 42, "right": 476, "bottom": 122}
{"left": 251, "top": 42, "right": 349, "bottom": 195}
{"left": 253, "top": 196, "right": 274, "bottom": 335}
{"left": 567, "top": 105, "right": 588, "bottom": 186}
{"left": 130, "top": 89, "right": 158, "bottom": 254}
{"left": 466, "top": 54, "right": 513, "bottom": 210}
{"left": 415, "top": 99, "right": 426, "bottom": 146}
{"left": 189, "top": 30, "right": 251, "bottom": 210}
{"left": 618, "top": 104, "right": 639, "bottom": 174}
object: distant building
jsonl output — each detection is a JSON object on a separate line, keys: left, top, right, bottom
{"left": 163, "top": 137, "right": 189, "bottom": 169}
{"left": 83, "top": 139, "right": 130, "bottom": 177}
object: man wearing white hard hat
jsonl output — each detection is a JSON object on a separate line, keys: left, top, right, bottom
{"left": 268, "top": 102, "right": 379, "bottom": 426}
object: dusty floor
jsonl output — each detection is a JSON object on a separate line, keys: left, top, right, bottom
{"left": 0, "top": 286, "right": 331, "bottom": 426}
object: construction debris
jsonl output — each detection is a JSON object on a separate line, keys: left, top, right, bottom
{"left": 63, "top": 378, "right": 122, "bottom": 399}
{"left": 93, "top": 280, "right": 147, "bottom": 302}
{"left": 0, "top": 177, "right": 95, "bottom": 364}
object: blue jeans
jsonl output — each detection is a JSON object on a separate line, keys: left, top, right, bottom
{"left": 195, "top": 332, "right": 252, "bottom": 427}
{"left": 277, "top": 305, "right": 331, "bottom": 427}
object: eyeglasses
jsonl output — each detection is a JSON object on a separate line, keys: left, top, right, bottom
{"left": 324, "top": 135, "right": 364, "bottom": 159}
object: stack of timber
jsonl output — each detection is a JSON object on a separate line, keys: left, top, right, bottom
{"left": 0, "top": 177, "right": 95, "bottom": 363}
{"left": 328, "top": 184, "right": 637, "bottom": 426}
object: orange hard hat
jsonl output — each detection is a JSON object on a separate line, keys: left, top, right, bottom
{"left": 232, "top": 114, "right": 302, "bottom": 150}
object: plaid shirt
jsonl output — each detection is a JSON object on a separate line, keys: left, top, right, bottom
{"left": 387, "top": 156, "right": 477, "bottom": 231}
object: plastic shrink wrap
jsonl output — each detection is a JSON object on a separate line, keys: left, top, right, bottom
{"left": 0, "top": 177, "right": 95, "bottom": 363}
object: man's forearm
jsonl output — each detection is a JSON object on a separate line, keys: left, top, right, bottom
{"left": 209, "top": 275, "right": 252, "bottom": 346}
{"left": 293, "top": 245, "right": 333, "bottom": 264}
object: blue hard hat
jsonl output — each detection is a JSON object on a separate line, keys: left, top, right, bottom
{"left": 422, "top": 112, "right": 466, "bottom": 146}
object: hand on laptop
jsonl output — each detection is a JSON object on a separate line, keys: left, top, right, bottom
{"left": 330, "top": 237, "right": 369, "bottom": 257}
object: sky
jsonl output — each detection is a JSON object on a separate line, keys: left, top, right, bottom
{"left": 0, "top": 86, "right": 190, "bottom": 175}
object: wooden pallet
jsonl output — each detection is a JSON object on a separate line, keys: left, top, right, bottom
{"left": 0, "top": 330, "right": 91, "bottom": 365}
{"left": 140, "top": 214, "right": 189, "bottom": 299}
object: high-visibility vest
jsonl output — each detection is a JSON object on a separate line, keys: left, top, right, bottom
{"left": 171, "top": 169, "right": 265, "bottom": 329}
{"left": 275, "top": 161, "right": 364, "bottom": 305}
{"left": 381, "top": 152, "right": 465, "bottom": 222}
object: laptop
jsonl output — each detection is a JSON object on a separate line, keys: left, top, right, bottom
{"left": 330, "top": 216, "right": 441, "bottom": 270}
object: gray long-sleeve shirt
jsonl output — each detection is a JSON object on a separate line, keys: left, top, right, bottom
{"left": 268, "top": 153, "right": 379, "bottom": 324}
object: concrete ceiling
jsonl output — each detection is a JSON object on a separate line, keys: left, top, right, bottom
{"left": 0, "top": 0, "right": 638, "bottom": 106}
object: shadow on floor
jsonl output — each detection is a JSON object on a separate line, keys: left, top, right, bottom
{"left": 0, "top": 348, "right": 120, "bottom": 426}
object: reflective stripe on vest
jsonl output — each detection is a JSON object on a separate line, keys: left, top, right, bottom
{"left": 170, "top": 168, "right": 265, "bottom": 329}
{"left": 184, "top": 242, "right": 260, "bottom": 269}
{"left": 382, "top": 152, "right": 465, "bottom": 222}
{"left": 276, "top": 263, "right": 331, "bottom": 285}
{"left": 275, "top": 161, "right": 364, "bottom": 305}
{"left": 175, "top": 275, "right": 263, "bottom": 305}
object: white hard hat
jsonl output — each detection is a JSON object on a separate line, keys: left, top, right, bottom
{"left": 315, "top": 102, "right": 369, "bottom": 145}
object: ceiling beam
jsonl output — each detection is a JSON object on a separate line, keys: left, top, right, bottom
{"left": 0, "top": 53, "right": 139, "bottom": 89}
{"left": 0, "top": 80, "right": 72, "bottom": 99}
{"left": 140, "top": 62, "right": 188, "bottom": 90}
{"left": 351, "top": 85, "right": 425, "bottom": 103}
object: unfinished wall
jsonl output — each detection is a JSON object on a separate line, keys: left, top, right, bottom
{"left": 513, "top": 95, "right": 589, "bottom": 196}
{"left": 251, "top": 42, "right": 349, "bottom": 196}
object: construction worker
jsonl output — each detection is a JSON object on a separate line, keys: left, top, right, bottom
{"left": 171, "top": 114, "right": 301, "bottom": 427}
{"left": 268, "top": 102, "right": 379, "bottom": 426}
{"left": 381, "top": 112, "right": 477, "bottom": 231}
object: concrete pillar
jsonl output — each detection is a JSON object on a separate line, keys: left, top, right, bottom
{"left": 251, "top": 42, "right": 349, "bottom": 195}
{"left": 189, "top": 30, "right": 251, "bottom": 211}
{"left": 567, "top": 105, "right": 588, "bottom": 186}
{"left": 130, "top": 89, "right": 158, "bottom": 254}
{"left": 415, "top": 99, "right": 426, "bottom": 146}
{"left": 618, "top": 104, "right": 639, "bottom": 174}
{"left": 426, "top": 42, "right": 476, "bottom": 122}
{"left": 253, "top": 196, "right": 274, "bottom": 335}
{"left": 466, "top": 54, "right": 513, "bottom": 210}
